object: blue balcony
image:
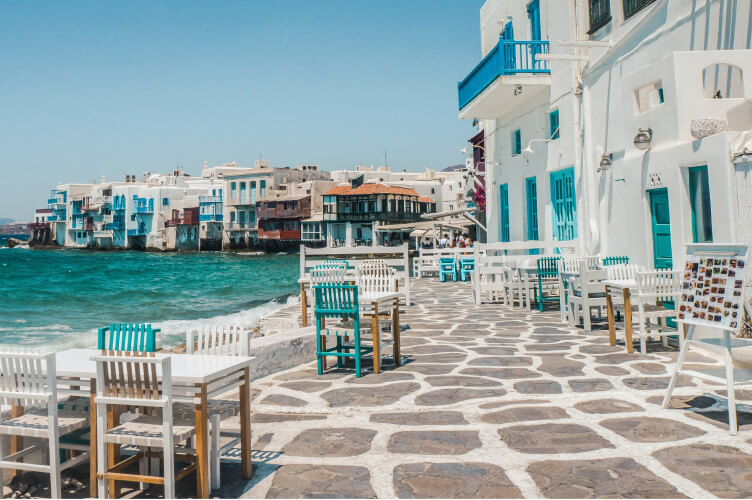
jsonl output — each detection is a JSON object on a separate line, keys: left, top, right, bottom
{"left": 199, "top": 196, "right": 222, "bottom": 204}
{"left": 127, "top": 228, "right": 146, "bottom": 237}
{"left": 199, "top": 213, "right": 223, "bottom": 222}
{"left": 134, "top": 197, "right": 154, "bottom": 214}
{"left": 106, "top": 222, "right": 125, "bottom": 231}
{"left": 458, "top": 39, "right": 550, "bottom": 113}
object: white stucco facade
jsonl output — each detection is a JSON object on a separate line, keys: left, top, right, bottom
{"left": 462, "top": 0, "right": 752, "bottom": 268}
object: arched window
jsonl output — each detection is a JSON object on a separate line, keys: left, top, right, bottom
{"left": 703, "top": 64, "right": 744, "bottom": 98}
{"left": 250, "top": 181, "right": 257, "bottom": 204}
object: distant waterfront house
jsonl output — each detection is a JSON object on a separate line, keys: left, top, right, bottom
{"left": 322, "top": 182, "right": 436, "bottom": 246}
{"left": 256, "top": 194, "right": 310, "bottom": 244}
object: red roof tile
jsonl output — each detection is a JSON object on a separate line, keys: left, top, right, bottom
{"left": 323, "top": 183, "right": 421, "bottom": 197}
{"left": 417, "top": 196, "right": 435, "bottom": 203}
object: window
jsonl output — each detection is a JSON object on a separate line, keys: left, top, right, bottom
{"left": 550, "top": 167, "right": 577, "bottom": 241}
{"left": 240, "top": 182, "right": 247, "bottom": 203}
{"left": 162, "top": 197, "right": 169, "bottom": 206}
{"left": 588, "top": 0, "right": 611, "bottom": 33}
{"left": 548, "top": 109, "right": 560, "bottom": 140}
{"left": 512, "top": 129, "right": 522, "bottom": 155}
{"left": 526, "top": 177, "right": 539, "bottom": 240}
{"left": 231, "top": 212, "right": 236, "bottom": 223}
{"left": 500, "top": 184, "right": 510, "bottom": 242}
{"left": 131, "top": 214, "right": 136, "bottom": 221}
{"left": 688, "top": 166, "right": 713, "bottom": 242}
{"left": 231, "top": 182, "right": 237, "bottom": 199}
{"left": 702, "top": 64, "right": 744, "bottom": 99}
{"left": 260, "top": 180, "right": 266, "bottom": 197}
{"left": 250, "top": 181, "right": 257, "bottom": 204}
{"left": 635, "top": 80, "right": 665, "bottom": 113}
{"left": 623, "top": 0, "right": 656, "bottom": 20}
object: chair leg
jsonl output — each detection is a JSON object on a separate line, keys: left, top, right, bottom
{"left": 139, "top": 449, "right": 148, "bottom": 491}
{"left": 210, "top": 414, "right": 221, "bottom": 491}
{"left": 336, "top": 336, "right": 343, "bottom": 369}
{"left": 316, "top": 332, "right": 323, "bottom": 375}
{"left": 354, "top": 333, "right": 362, "bottom": 378}
{"left": 163, "top": 441, "right": 175, "bottom": 499}
{"left": 96, "top": 406, "right": 108, "bottom": 499}
{"left": 584, "top": 305, "right": 592, "bottom": 332}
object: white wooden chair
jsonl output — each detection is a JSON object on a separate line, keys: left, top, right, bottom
{"left": 502, "top": 262, "right": 534, "bottom": 309}
{"left": 558, "top": 256, "right": 600, "bottom": 322}
{"left": 607, "top": 263, "right": 643, "bottom": 280}
{"left": 183, "top": 326, "right": 249, "bottom": 490}
{"left": 0, "top": 351, "right": 90, "bottom": 499}
{"left": 632, "top": 270, "right": 682, "bottom": 354}
{"left": 568, "top": 266, "right": 610, "bottom": 331}
{"left": 93, "top": 353, "right": 196, "bottom": 499}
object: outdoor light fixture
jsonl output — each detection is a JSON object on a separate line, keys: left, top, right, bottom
{"left": 514, "top": 85, "right": 523, "bottom": 96}
{"left": 522, "top": 138, "right": 551, "bottom": 154}
{"left": 633, "top": 128, "right": 653, "bottom": 151}
{"left": 598, "top": 153, "right": 613, "bottom": 172}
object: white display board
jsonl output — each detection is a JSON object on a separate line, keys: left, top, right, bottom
{"left": 677, "top": 243, "right": 749, "bottom": 332}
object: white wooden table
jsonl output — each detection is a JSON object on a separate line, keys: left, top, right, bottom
{"left": 53, "top": 348, "right": 253, "bottom": 498}
{"left": 360, "top": 292, "right": 402, "bottom": 374}
{"left": 603, "top": 279, "right": 637, "bottom": 353}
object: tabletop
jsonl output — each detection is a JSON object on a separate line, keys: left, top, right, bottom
{"left": 360, "top": 292, "right": 401, "bottom": 302}
{"left": 602, "top": 279, "right": 637, "bottom": 290}
{"left": 55, "top": 348, "right": 253, "bottom": 385}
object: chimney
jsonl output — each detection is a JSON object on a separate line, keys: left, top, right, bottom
{"left": 203, "top": 161, "right": 208, "bottom": 170}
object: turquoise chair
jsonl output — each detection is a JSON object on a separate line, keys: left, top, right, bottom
{"left": 534, "top": 257, "right": 562, "bottom": 312}
{"left": 603, "top": 256, "right": 630, "bottom": 266}
{"left": 459, "top": 257, "right": 475, "bottom": 282}
{"left": 439, "top": 257, "right": 457, "bottom": 282}
{"left": 97, "top": 323, "right": 159, "bottom": 352}
{"left": 313, "top": 283, "right": 372, "bottom": 378}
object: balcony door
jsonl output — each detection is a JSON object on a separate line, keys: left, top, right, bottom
{"left": 500, "top": 22, "right": 515, "bottom": 73}
{"left": 527, "top": 0, "right": 543, "bottom": 69}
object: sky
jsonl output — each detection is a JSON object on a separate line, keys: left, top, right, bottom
{"left": 0, "top": 0, "right": 485, "bottom": 220}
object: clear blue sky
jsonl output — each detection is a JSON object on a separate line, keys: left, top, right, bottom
{"left": 0, "top": 0, "right": 484, "bottom": 220}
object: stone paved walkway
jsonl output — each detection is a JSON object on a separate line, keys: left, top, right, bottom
{"left": 225, "top": 279, "right": 752, "bottom": 498}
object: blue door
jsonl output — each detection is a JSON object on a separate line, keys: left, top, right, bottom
{"left": 649, "top": 189, "right": 672, "bottom": 269}
{"left": 526, "top": 177, "right": 539, "bottom": 255}
{"left": 501, "top": 22, "right": 515, "bottom": 73}
{"left": 550, "top": 167, "right": 577, "bottom": 241}
{"left": 500, "top": 183, "right": 510, "bottom": 242}
{"left": 527, "top": 0, "right": 542, "bottom": 69}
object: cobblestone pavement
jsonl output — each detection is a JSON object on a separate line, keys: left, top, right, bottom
{"left": 222, "top": 279, "right": 752, "bottom": 498}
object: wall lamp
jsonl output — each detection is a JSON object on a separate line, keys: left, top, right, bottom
{"left": 522, "top": 139, "right": 552, "bottom": 154}
{"left": 633, "top": 128, "right": 653, "bottom": 151}
{"left": 598, "top": 153, "right": 613, "bottom": 172}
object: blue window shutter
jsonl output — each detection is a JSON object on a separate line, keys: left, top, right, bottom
{"left": 550, "top": 167, "right": 576, "bottom": 241}
{"left": 549, "top": 109, "right": 560, "bottom": 140}
{"left": 526, "top": 177, "right": 538, "bottom": 240}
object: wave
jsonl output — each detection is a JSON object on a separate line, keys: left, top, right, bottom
{"left": 0, "top": 295, "right": 300, "bottom": 350}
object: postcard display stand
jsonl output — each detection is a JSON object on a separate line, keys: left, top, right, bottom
{"left": 662, "top": 243, "right": 750, "bottom": 435}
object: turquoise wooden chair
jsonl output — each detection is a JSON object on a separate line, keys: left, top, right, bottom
{"left": 534, "top": 257, "right": 562, "bottom": 312}
{"left": 313, "top": 283, "right": 372, "bottom": 378}
{"left": 459, "top": 257, "right": 475, "bottom": 282}
{"left": 439, "top": 257, "right": 457, "bottom": 282}
{"left": 97, "top": 323, "right": 159, "bottom": 352}
{"left": 603, "top": 256, "right": 630, "bottom": 266}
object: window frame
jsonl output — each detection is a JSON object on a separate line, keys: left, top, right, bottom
{"left": 512, "top": 129, "right": 522, "bottom": 156}
{"left": 688, "top": 165, "right": 713, "bottom": 243}
{"left": 549, "top": 109, "right": 560, "bottom": 140}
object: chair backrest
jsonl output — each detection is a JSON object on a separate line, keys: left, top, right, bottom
{"left": 186, "top": 325, "right": 249, "bottom": 356}
{"left": 636, "top": 270, "right": 682, "bottom": 302}
{"left": 357, "top": 266, "right": 396, "bottom": 295}
{"left": 559, "top": 256, "right": 600, "bottom": 274}
{"left": 359, "top": 259, "right": 389, "bottom": 275}
{"left": 313, "top": 283, "right": 359, "bottom": 319}
{"left": 323, "top": 259, "right": 348, "bottom": 269}
{"left": 607, "top": 263, "right": 643, "bottom": 280}
{"left": 439, "top": 257, "right": 456, "bottom": 266}
{"left": 98, "top": 323, "right": 157, "bottom": 352}
{"left": 311, "top": 265, "right": 347, "bottom": 284}
{"left": 93, "top": 353, "right": 171, "bottom": 409}
{"left": 603, "top": 256, "right": 630, "bottom": 266}
{"left": 537, "top": 257, "right": 562, "bottom": 277}
{"left": 0, "top": 351, "right": 56, "bottom": 409}
{"left": 572, "top": 267, "right": 608, "bottom": 293}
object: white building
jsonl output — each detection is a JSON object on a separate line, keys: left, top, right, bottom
{"left": 330, "top": 165, "right": 470, "bottom": 213}
{"left": 460, "top": 0, "right": 752, "bottom": 268}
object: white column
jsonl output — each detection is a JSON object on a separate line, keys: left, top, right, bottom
{"left": 346, "top": 222, "right": 353, "bottom": 247}
{"left": 372, "top": 222, "right": 377, "bottom": 247}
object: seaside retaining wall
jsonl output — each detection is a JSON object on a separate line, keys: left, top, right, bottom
{"left": 248, "top": 326, "right": 316, "bottom": 380}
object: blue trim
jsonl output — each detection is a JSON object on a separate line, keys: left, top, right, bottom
{"left": 550, "top": 167, "right": 577, "bottom": 241}
{"left": 500, "top": 183, "right": 510, "bottom": 242}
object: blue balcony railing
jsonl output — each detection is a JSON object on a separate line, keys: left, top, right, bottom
{"left": 458, "top": 39, "right": 550, "bottom": 110}
{"left": 134, "top": 198, "right": 154, "bottom": 214}
{"left": 106, "top": 222, "right": 125, "bottom": 231}
{"left": 127, "top": 228, "right": 146, "bottom": 237}
{"left": 199, "top": 196, "right": 222, "bottom": 204}
{"left": 199, "top": 213, "right": 223, "bottom": 222}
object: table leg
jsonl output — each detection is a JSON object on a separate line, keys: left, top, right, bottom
{"left": 606, "top": 290, "right": 616, "bottom": 346}
{"left": 108, "top": 406, "right": 121, "bottom": 498}
{"left": 301, "top": 283, "right": 308, "bottom": 328}
{"left": 371, "top": 304, "right": 380, "bottom": 375}
{"left": 239, "top": 367, "right": 253, "bottom": 480}
{"left": 89, "top": 379, "right": 97, "bottom": 498}
{"left": 321, "top": 315, "right": 327, "bottom": 371}
{"left": 392, "top": 299, "right": 401, "bottom": 366}
{"left": 623, "top": 288, "right": 634, "bottom": 354}
{"left": 195, "top": 383, "right": 209, "bottom": 497}
{"left": 9, "top": 403, "right": 23, "bottom": 477}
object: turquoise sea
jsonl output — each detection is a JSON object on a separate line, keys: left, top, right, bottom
{"left": 0, "top": 248, "right": 299, "bottom": 349}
